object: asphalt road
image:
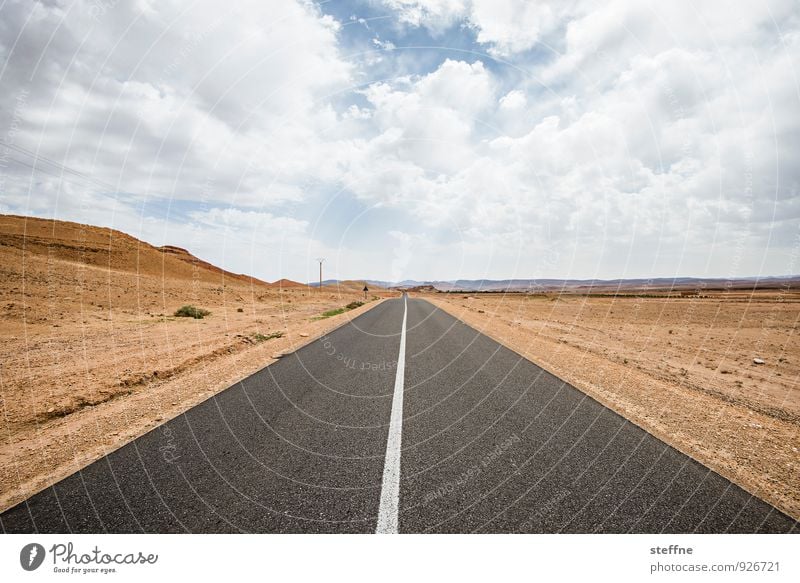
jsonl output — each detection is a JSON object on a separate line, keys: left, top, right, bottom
{"left": 2, "top": 296, "right": 797, "bottom": 533}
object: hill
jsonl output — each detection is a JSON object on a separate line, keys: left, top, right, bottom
{"left": 270, "top": 278, "right": 306, "bottom": 288}
{"left": 0, "top": 213, "right": 383, "bottom": 513}
{"left": 310, "top": 279, "right": 383, "bottom": 293}
{"left": 0, "top": 214, "right": 270, "bottom": 287}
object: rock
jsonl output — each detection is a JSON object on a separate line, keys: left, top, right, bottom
{"left": 47, "top": 407, "right": 55, "bottom": 414}
{"left": 299, "top": 332, "right": 309, "bottom": 337}
{"left": 753, "top": 358, "right": 765, "bottom": 365}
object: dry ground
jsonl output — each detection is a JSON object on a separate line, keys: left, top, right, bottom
{"left": 0, "top": 215, "right": 392, "bottom": 511}
{"left": 3, "top": 214, "right": 798, "bottom": 523}
{"left": 427, "top": 291, "right": 800, "bottom": 520}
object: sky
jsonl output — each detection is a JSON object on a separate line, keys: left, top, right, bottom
{"left": 0, "top": 0, "right": 798, "bottom": 283}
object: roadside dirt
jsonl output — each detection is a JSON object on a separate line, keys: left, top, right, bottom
{"left": 0, "top": 215, "right": 392, "bottom": 511}
{"left": 427, "top": 291, "right": 800, "bottom": 521}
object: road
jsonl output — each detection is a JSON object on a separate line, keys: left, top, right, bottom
{"left": 1, "top": 296, "right": 797, "bottom": 533}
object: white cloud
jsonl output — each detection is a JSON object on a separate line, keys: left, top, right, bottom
{"left": 2, "top": 0, "right": 799, "bottom": 280}
{"left": 468, "top": 0, "right": 560, "bottom": 56}
{"left": 415, "top": 59, "right": 494, "bottom": 115}
{"left": 346, "top": 59, "right": 494, "bottom": 181}
{"left": 338, "top": 1, "right": 800, "bottom": 277}
{"left": 499, "top": 89, "right": 526, "bottom": 110}
{"left": 379, "top": 0, "right": 577, "bottom": 56}
{"left": 0, "top": 0, "right": 351, "bottom": 207}
{"left": 381, "top": 0, "right": 469, "bottom": 32}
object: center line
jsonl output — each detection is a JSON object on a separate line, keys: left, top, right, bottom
{"left": 376, "top": 293, "right": 407, "bottom": 534}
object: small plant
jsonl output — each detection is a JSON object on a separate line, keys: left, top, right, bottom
{"left": 174, "top": 305, "right": 211, "bottom": 319}
{"left": 312, "top": 300, "right": 366, "bottom": 321}
{"left": 252, "top": 331, "right": 283, "bottom": 342}
{"left": 237, "top": 307, "right": 244, "bottom": 313}
{"left": 314, "top": 307, "right": 347, "bottom": 320}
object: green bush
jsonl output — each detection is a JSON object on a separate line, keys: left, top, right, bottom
{"left": 174, "top": 305, "right": 211, "bottom": 319}
{"left": 252, "top": 331, "right": 283, "bottom": 342}
{"left": 315, "top": 307, "right": 346, "bottom": 320}
{"left": 312, "top": 300, "right": 366, "bottom": 321}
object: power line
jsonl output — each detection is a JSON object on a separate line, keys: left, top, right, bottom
{"left": 0, "top": 140, "right": 121, "bottom": 192}
{"left": 2, "top": 156, "right": 111, "bottom": 193}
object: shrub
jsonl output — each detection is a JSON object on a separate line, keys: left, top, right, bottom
{"left": 312, "top": 300, "right": 365, "bottom": 321}
{"left": 316, "top": 307, "right": 346, "bottom": 320}
{"left": 252, "top": 331, "right": 283, "bottom": 342}
{"left": 174, "top": 305, "right": 211, "bottom": 319}
{"left": 237, "top": 307, "right": 244, "bottom": 313}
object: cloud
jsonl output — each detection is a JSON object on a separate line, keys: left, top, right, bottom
{"left": 338, "top": 1, "right": 800, "bottom": 277}
{"left": 2, "top": 0, "right": 799, "bottom": 280}
{"left": 338, "top": 58, "right": 494, "bottom": 197}
{"left": 381, "top": 0, "right": 468, "bottom": 33}
{"left": 378, "top": 0, "right": 576, "bottom": 56}
{"left": 0, "top": 0, "right": 351, "bottom": 207}
{"left": 467, "top": 0, "right": 562, "bottom": 56}
{"left": 0, "top": 0, "right": 357, "bottom": 281}
{"left": 499, "top": 90, "right": 526, "bottom": 110}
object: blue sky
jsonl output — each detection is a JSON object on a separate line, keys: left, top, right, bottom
{"left": 1, "top": 0, "right": 798, "bottom": 283}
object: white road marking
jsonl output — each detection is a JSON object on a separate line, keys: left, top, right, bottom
{"left": 376, "top": 293, "right": 407, "bottom": 534}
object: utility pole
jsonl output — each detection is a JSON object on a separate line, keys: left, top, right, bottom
{"left": 316, "top": 258, "right": 325, "bottom": 292}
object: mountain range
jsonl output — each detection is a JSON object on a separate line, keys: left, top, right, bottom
{"left": 314, "top": 276, "right": 800, "bottom": 292}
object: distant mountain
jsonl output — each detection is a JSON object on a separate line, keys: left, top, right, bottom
{"left": 312, "top": 279, "right": 422, "bottom": 288}
{"left": 310, "top": 276, "right": 800, "bottom": 292}
{"left": 308, "top": 279, "right": 384, "bottom": 291}
{"left": 308, "top": 279, "right": 340, "bottom": 287}
{"left": 269, "top": 278, "right": 305, "bottom": 288}
{"left": 436, "top": 276, "right": 800, "bottom": 292}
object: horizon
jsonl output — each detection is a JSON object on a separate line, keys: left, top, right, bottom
{"left": 1, "top": 1, "right": 798, "bottom": 283}
{"left": 3, "top": 212, "right": 798, "bottom": 284}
